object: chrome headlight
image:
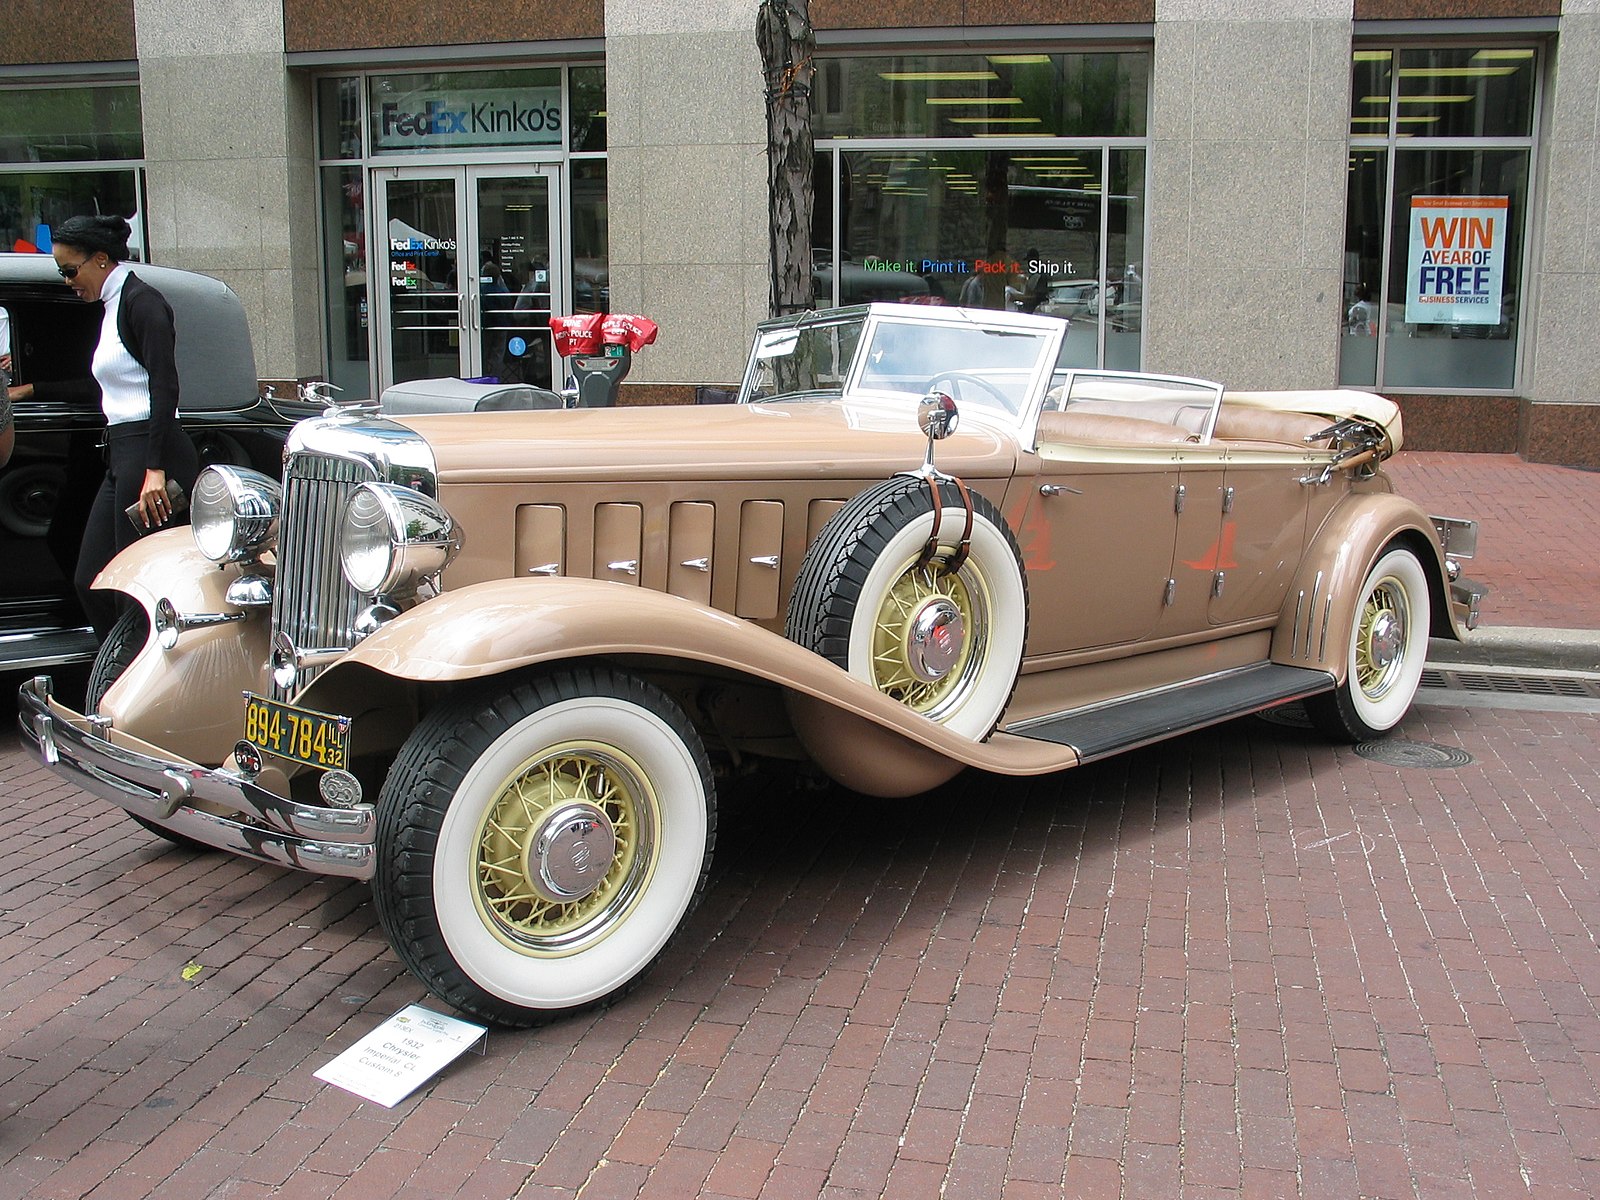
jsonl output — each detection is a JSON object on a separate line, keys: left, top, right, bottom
{"left": 191, "top": 465, "right": 282, "bottom": 563}
{"left": 339, "top": 482, "right": 461, "bottom": 596}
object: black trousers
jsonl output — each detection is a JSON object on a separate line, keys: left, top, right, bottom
{"left": 76, "top": 420, "right": 199, "bottom": 639}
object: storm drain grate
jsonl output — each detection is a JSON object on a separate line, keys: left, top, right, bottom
{"left": 1355, "top": 740, "right": 1476, "bottom": 769}
{"left": 1421, "top": 667, "right": 1600, "bottom": 699}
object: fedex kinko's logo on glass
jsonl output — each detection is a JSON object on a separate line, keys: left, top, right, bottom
{"left": 376, "top": 87, "right": 562, "bottom": 149}
{"left": 1405, "top": 196, "right": 1509, "bottom": 326}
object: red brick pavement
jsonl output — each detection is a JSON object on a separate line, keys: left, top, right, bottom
{"left": 1385, "top": 452, "right": 1600, "bottom": 630}
{"left": 4, "top": 688, "right": 1600, "bottom": 1199}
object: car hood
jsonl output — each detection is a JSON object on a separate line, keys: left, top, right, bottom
{"left": 401, "top": 400, "right": 1019, "bottom": 483}
{"left": 0, "top": 252, "right": 257, "bottom": 412}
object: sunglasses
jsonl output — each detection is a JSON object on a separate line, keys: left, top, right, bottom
{"left": 57, "top": 255, "right": 100, "bottom": 280}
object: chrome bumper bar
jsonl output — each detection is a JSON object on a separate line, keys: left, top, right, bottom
{"left": 17, "top": 675, "right": 374, "bottom": 880}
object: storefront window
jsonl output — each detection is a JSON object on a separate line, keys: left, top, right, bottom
{"left": 815, "top": 49, "right": 1149, "bottom": 369}
{"left": 0, "top": 170, "right": 143, "bottom": 258}
{"left": 817, "top": 52, "right": 1148, "bottom": 140}
{"left": 0, "top": 84, "right": 145, "bottom": 257}
{"left": 571, "top": 159, "right": 608, "bottom": 313}
{"left": 0, "top": 85, "right": 142, "bottom": 164}
{"left": 570, "top": 67, "right": 607, "bottom": 153}
{"left": 1341, "top": 46, "right": 1537, "bottom": 392}
{"left": 318, "top": 78, "right": 363, "bottom": 160}
{"left": 321, "top": 165, "right": 369, "bottom": 398}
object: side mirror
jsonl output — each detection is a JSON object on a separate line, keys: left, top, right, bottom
{"left": 918, "top": 391, "right": 959, "bottom": 440}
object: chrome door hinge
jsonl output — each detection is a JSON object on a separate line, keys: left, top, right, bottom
{"left": 1222, "top": 486, "right": 1235, "bottom": 514}
{"left": 1212, "top": 571, "right": 1226, "bottom": 599}
{"left": 1163, "top": 578, "right": 1176, "bottom": 606}
{"left": 1174, "top": 484, "right": 1186, "bottom": 515}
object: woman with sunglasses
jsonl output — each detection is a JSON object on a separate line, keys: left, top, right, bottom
{"left": 7, "top": 215, "right": 198, "bottom": 639}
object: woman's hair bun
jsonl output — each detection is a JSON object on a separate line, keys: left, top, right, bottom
{"left": 54, "top": 214, "right": 134, "bottom": 262}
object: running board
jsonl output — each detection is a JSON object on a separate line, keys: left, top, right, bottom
{"left": 1006, "top": 663, "right": 1335, "bottom": 763}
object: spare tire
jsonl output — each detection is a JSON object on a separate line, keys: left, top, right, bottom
{"left": 786, "top": 475, "right": 1027, "bottom": 739}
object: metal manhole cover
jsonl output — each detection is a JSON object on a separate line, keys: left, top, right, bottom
{"left": 1256, "top": 702, "right": 1313, "bottom": 729}
{"left": 1355, "top": 740, "right": 1474, "bottom": 769}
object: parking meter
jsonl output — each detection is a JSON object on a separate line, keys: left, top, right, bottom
{"left": 550, "top": 313, "right": 659, "bottom": 408}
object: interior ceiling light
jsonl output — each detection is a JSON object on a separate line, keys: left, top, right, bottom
{"left": 926, "top": 97, "right": 1024, "bottom": 106}
{"left": 1353, "top": 50, "right": 1392, "bottom": 63}
{"left": 1472, "top": 49, "right": 1535, "bottom": 61}
{"left": 987, "top": 54, "right": 1051, "bottom": 65}
{"left": 1395, "top": 115, "right": 1442, "bottom": 124}
{"left": 1399, "top": 66, "right": 1518, "bottom": 78}
{"left": 1012, "top": 155, "right": 1080, "bottom": 163}
{"left": 1395, "top": 94, "right": 1476, "bottom": 104}
{"left": 880, "top": 71, "right": 998, "bottom": 82}
{"left": 949, "top": 116, "right": 1043, "bottom": 125}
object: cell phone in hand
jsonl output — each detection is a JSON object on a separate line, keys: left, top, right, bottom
{"left": 125, "top": 478, "right": 189, "bottom": 530}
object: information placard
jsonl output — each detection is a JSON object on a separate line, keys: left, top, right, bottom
{"left": 315, "top": 1004, "right": 487, "bottom": 1108}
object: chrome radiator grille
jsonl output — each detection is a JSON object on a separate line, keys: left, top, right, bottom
{"left": 270, "top": 452, "right": 375, "bottom": 699}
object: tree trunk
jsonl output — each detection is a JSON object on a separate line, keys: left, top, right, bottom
{"left": 757, "top": 0, "right": 816, "bottom": 318}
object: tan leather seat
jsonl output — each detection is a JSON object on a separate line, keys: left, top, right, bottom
{"left": 1037, "top": 410, "right": 1197, "bottom": 446}
{"left": 1212, "top": 406, "right": 1331, "bottom": 445}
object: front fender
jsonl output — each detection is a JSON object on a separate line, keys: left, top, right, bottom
{"left": 89, "top": 529, "right": 270, "bottom": 763}
{"left": 301, "top": 577, "right": 1076, "bottom": 796}
{"left": 1271, "top": 492, "right": 1456, "bottom": 679}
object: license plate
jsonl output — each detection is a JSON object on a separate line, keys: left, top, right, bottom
{"left": 243, "top": 693, "right": 352, "bottom": 772}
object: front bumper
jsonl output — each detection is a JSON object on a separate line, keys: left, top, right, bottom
{"left": 17, "top": 676, "right": 374, "bottom": 880}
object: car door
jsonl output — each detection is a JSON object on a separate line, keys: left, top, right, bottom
{"left": 0, "top": 285, "right": 106, "bottom": 638}
{"left": 1018, "top": 441, "right": 1183, "bottom": 656}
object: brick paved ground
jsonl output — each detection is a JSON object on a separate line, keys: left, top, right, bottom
{"left": 5, "top": 685, "right": 1600, "bottom": 1199}
{"left": 1385, "top": 452, "right": 1600, "bottom": 630}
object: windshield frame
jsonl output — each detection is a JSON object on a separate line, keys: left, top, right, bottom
{"left": 737, "top": 303, "right": 1069, "bottom": 436}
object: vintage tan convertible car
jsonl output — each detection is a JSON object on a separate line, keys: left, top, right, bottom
{"left": 19, "top": 303, "right": 1482, "bottom": 1026}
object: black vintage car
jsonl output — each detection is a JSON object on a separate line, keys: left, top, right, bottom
{"left": 0, "top": 253, "right": 316, "bottom": 673}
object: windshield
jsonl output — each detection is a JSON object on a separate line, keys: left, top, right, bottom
{"left": 743, "top": 314, "right": 865, "bottom": 403}
{"left": 854, "top": 317, "right": 1051, "bottom": 415}
{"left": 741, "top": 307, "right": 1059, "bottom": 420}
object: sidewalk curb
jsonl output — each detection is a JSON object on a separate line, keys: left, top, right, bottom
{"left": 1428, "top": 627, "right": 1600, "bottom": 674}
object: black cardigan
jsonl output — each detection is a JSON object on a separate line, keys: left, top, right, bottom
{"left": 33, "top": 270, "right": 183, "bottom": 471}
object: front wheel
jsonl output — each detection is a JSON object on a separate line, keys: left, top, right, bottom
{"left": 372, "top": 666, "right": 716, "bottom": 1027}
{"left": 1306, "top": 545, "right": 1431, "bottom": 741}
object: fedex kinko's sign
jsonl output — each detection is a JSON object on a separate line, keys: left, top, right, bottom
{"left": 374, "top": 86, "right": 562, "bottom": 150}
{"left": 1405, "top": 196, "right": 1509, "bottom": 326}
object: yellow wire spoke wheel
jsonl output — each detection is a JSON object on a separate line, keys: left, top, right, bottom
{"left": 869, "top": 557, "right": 984, "bottom": 717}
{"left": 472, "top": 742, "right": 654, "bottom": 953}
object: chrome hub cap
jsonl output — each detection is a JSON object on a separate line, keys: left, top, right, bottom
{"left": 528, "top": 802, "right": 617, "bottom": 902}
{"left": 473, "top": 745, "right": 652, "bottom": 953}
{"left": 871, "top": 559, "right": 983, "bottom": 718}
{"left": 905, "top": 597, "right": 966, "bottom": 683}
{"left": 1356, "top": 582, "right": 1408, "bottom": 699}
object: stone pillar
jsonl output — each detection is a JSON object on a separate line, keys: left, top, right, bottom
{"left": 1146, "top": 0, "right": 1353, "bottom": 389}
{"left": 132, "top": 0, "right": 322, "bottom": 383}
{"left": 604, "top": 0, "right": 769, "bottom": 385}
{"left": 1522, "top": 3, "right": 1600, "bottom": 466}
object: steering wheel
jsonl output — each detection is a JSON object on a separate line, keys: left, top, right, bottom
{"left": 926, "top": 371, "right": 1014, "bottom": 413}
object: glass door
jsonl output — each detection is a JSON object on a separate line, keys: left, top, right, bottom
{"left": 376, "top": 168, "right": 463, "bottom": 391}
{"left": 374, "top": 165, "right": 562, "bottom": 393}
{"left": 472, "top": 168, "right": 560, "bottom": 390}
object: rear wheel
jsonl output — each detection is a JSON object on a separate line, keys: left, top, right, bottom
{"left": 1306, "top": 545, "right": 1431, "bottom": 741}
{"left": 373, "top": 666, "right": 716, "bottom": 1027}
{"left": 87, "top": 606, "right": 213, "bottom": 851}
